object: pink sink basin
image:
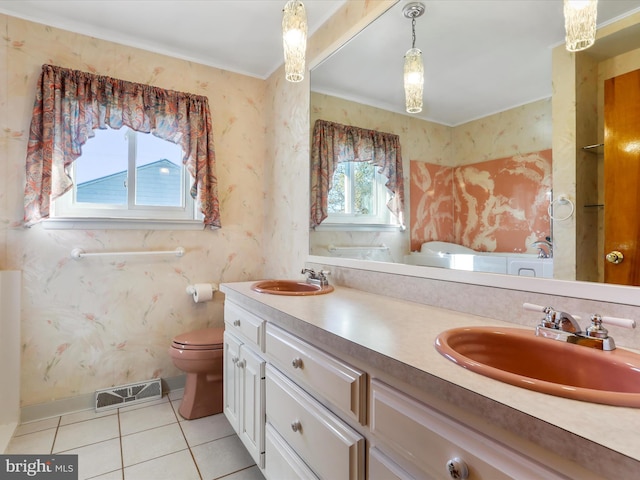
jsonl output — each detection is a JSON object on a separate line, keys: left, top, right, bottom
{"left": 251, "top": 280, "right": 334, "bottom": 296}
{"left": 435, "top": 326, "right": 640, "bottom": 407}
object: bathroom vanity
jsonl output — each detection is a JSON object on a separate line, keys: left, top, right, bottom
{"left": 221, "top": 282, "right": 639, "bottom": 479}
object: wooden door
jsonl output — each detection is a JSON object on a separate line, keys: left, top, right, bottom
{"left": 604, "top": 69, "right": 640, "bottom": 286}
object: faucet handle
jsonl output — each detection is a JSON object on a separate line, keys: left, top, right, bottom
{"left": 596, "top": 314, "right": 636, "bottom": 330}
{"left": 523, "top": 303, "right": 550, "bottom": 313}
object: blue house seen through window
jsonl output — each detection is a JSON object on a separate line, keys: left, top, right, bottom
{"left": 76, "top": 159, "right": 183, "bottom": 206}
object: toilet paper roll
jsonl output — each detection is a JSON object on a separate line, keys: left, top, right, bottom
{"left": 192, "top": 283, "right": 214, "bottom": 303}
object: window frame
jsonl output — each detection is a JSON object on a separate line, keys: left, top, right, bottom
{"left": 45, "top": 128, "right": 203, "bottom": 230}
{"left": 320, "top": 160, "right": 403, "bottom": 232}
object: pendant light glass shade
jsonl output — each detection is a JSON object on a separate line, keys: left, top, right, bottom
{"left": 564, "top": 0, "right": 598, "bottom": 52}
{"left": 404, "top": 47, "right": 424, "bottom": 113}
{"left": 282, "top": 0, "right": 307, "bottom": 82}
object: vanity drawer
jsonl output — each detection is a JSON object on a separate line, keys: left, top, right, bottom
{"left": 266, "top": 364, "right": 364, "bottom": 480}
{"left": 264, "top": 423, "right": 319, "bottom": 480}
{"left": 370, "top": 379, "right": 565, "bottom": 479}
{"left": 369, "top": 447, "right": 415, "bottom": 480}
{"left": 265, "top": 323, "right": 366, "bottom": 424}
{"left": 224, "top": 301, "right": 265, "bottom": 350}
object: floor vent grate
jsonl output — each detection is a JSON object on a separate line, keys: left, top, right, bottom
{"left": 95, "top": 379, "right": 162, "bottom": 412}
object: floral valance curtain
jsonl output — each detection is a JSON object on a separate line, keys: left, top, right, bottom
{"left": 23, "top": 64, "right": 220, "bottom": 228}
{"left": 310, "top": 119, "right": 405, "bottom": 228}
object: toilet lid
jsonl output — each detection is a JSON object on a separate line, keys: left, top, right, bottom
{"left": 172, "top": 327, "right": 224, "bottom": 349}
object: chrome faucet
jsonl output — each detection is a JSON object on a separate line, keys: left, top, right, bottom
{"left": 301, "top": 268, "right": 330, "bottom": 287}
{"left": 524, "top": 303, "right": 636, "bottom": 351}
{"left": 531, "top": 239, "right": 553, "bottom": 258}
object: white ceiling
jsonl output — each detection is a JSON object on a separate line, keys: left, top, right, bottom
{"left": 0, "top": 0, "right": 639, "bottom": 126}
{"left": 311, "top": 0, "right": 640, "bottom": 125}
{"left": 0, "top": 0, "right": 346, "bottom": 78}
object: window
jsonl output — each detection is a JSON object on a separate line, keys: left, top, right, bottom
{"left": 24, "top": 64, "right": 220, "bottom": 229}
{"left": 50, "top": 127, "right": 201, "bottom": 226}
{"left": 310, "top": 119, "right": 405, "bottom": 230}
{"left": 326, "top": 161, "right": 392, "bottom": 225}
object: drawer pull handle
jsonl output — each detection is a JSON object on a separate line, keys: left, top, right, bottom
{"left": 446, "top": 457, "right": 469, "bottom": 479}
{"left": 291, "top": 357, "right": 303, "bottom": 369}
{"left": 290, "top": 420, "right": 302, "bottom": 433}
{"left": 233, "top": 319, "right": 241, "bottom": 327}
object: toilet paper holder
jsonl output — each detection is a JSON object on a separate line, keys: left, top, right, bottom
{"left": 186, "top": 283, "right": 219, "bottom": 303}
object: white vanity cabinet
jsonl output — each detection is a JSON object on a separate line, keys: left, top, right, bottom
{"left": 223, "top": 302, "right": 266, "bottom": 468}
{"left": 369, "top": 379, "right": 568, "bottom": 480}
{"left": 220, "top": 285, "right": 602, "bottom": 480}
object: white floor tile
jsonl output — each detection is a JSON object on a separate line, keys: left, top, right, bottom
{"left": 123, "top": 449, "right": 200, "bottom": 480}
{"left": 117, "top": 395, "right": 169, "bottom": 414}
{"left": 53, "top": 415, "right": 120, "bottom": 453}
{"left": 224, "top": 465, "right": 266, "bottom": 480}
{"left": 191, "top": 435, "right": 255, "bottom": 480}
{"left": 87, "top": 470, "right": 123, "bottom": 480}
{"left": 5, "top": 428, "right": 56, "bottom": 454}
{"left": 119, "top": 402, "right": 177, "bottom": 436}
{"left": 61, "top": 437, "right": 122, "bottom": 480}
{"left": 13, "top": 417, "right": 60, "bottom": 437}
{"left": 180, "top": 413, "right": 235, "bottom": 447}
{"left": 60, "top": 408, "right": 116, "bottom": 426}
{"left": 121, "top": 423, "right": 187, "bottom": 467}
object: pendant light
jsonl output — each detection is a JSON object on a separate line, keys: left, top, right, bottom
{"left": 403, "top": 3, "right": 425, "bottom": 114}
{"left": 282, "top": 0, "right": 307, "bottom": 82}
{"left": 564, "top": 0, "right": 598, "bottom": 52}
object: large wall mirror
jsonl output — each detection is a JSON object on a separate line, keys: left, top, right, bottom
{"left": 309, "top": 0, "right": 640, "bottom": 290}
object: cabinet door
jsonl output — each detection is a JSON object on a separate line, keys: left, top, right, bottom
{"left": 239, "top": 344, "right": 266, "bottom": 468}
{"left": 223, "top": 331, "right": 242, "bottom": 431}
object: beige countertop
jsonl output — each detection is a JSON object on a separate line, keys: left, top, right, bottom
{"left": 221, "top": 281, "right": 640, "bottom": 477}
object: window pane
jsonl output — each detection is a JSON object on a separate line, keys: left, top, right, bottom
{"left": 135, "top": 132, "right": 183, "bottom": 207}
{"left": 75, "top": 128, "right": 128, "bottom": 205}
{"left": 328, "top": 162, "right": 347, "bottom": 213}
{"left": 353, "top": 162, "right": 376, "bottom": 215}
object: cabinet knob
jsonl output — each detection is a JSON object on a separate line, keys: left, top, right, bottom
{"left": 233, "top": 319, "right": 241, "bottom": 327}
{"left": 446, "top": 458, "right": 469, "bottom": 479}
{"left": 291, "top": 357, "right": 303, "bottom": 369}
{"left": 237, "top": 359, "right": 246, "bottom": 368}
{"left": 231, "top": 356, "right": 239, "bottom": 364}
{"left": 291, "top": 420, "right": 302, "bottom": 433}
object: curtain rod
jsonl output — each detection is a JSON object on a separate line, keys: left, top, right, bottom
{"left": 71, "top": 247, "right": 185, "bottom": 260}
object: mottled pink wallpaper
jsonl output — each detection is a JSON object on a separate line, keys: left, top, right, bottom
{"left": 410, "top": 162, "right": 454, "bottom": 252}
{"left": 410, "top": 150, "right": 552, "bottom": 253}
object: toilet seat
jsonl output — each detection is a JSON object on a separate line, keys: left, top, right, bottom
{"left": 171, "top": 327, "right": 224, "bottom": 351}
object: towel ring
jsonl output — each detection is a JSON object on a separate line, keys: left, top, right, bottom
{"left": 548, "top": 195, "right": 575, "bottom": 221}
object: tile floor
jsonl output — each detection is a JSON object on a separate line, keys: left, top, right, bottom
{"left": 5, "top": 390, "right": 265, "bottom": 480}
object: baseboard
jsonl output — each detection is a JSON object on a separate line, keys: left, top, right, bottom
{"left": 20, "top": 375, "right": 186, "bottom": 424}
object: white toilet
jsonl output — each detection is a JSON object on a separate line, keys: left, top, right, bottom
{"left": 168, "top": 327, "right": 224, "bottom": 420}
